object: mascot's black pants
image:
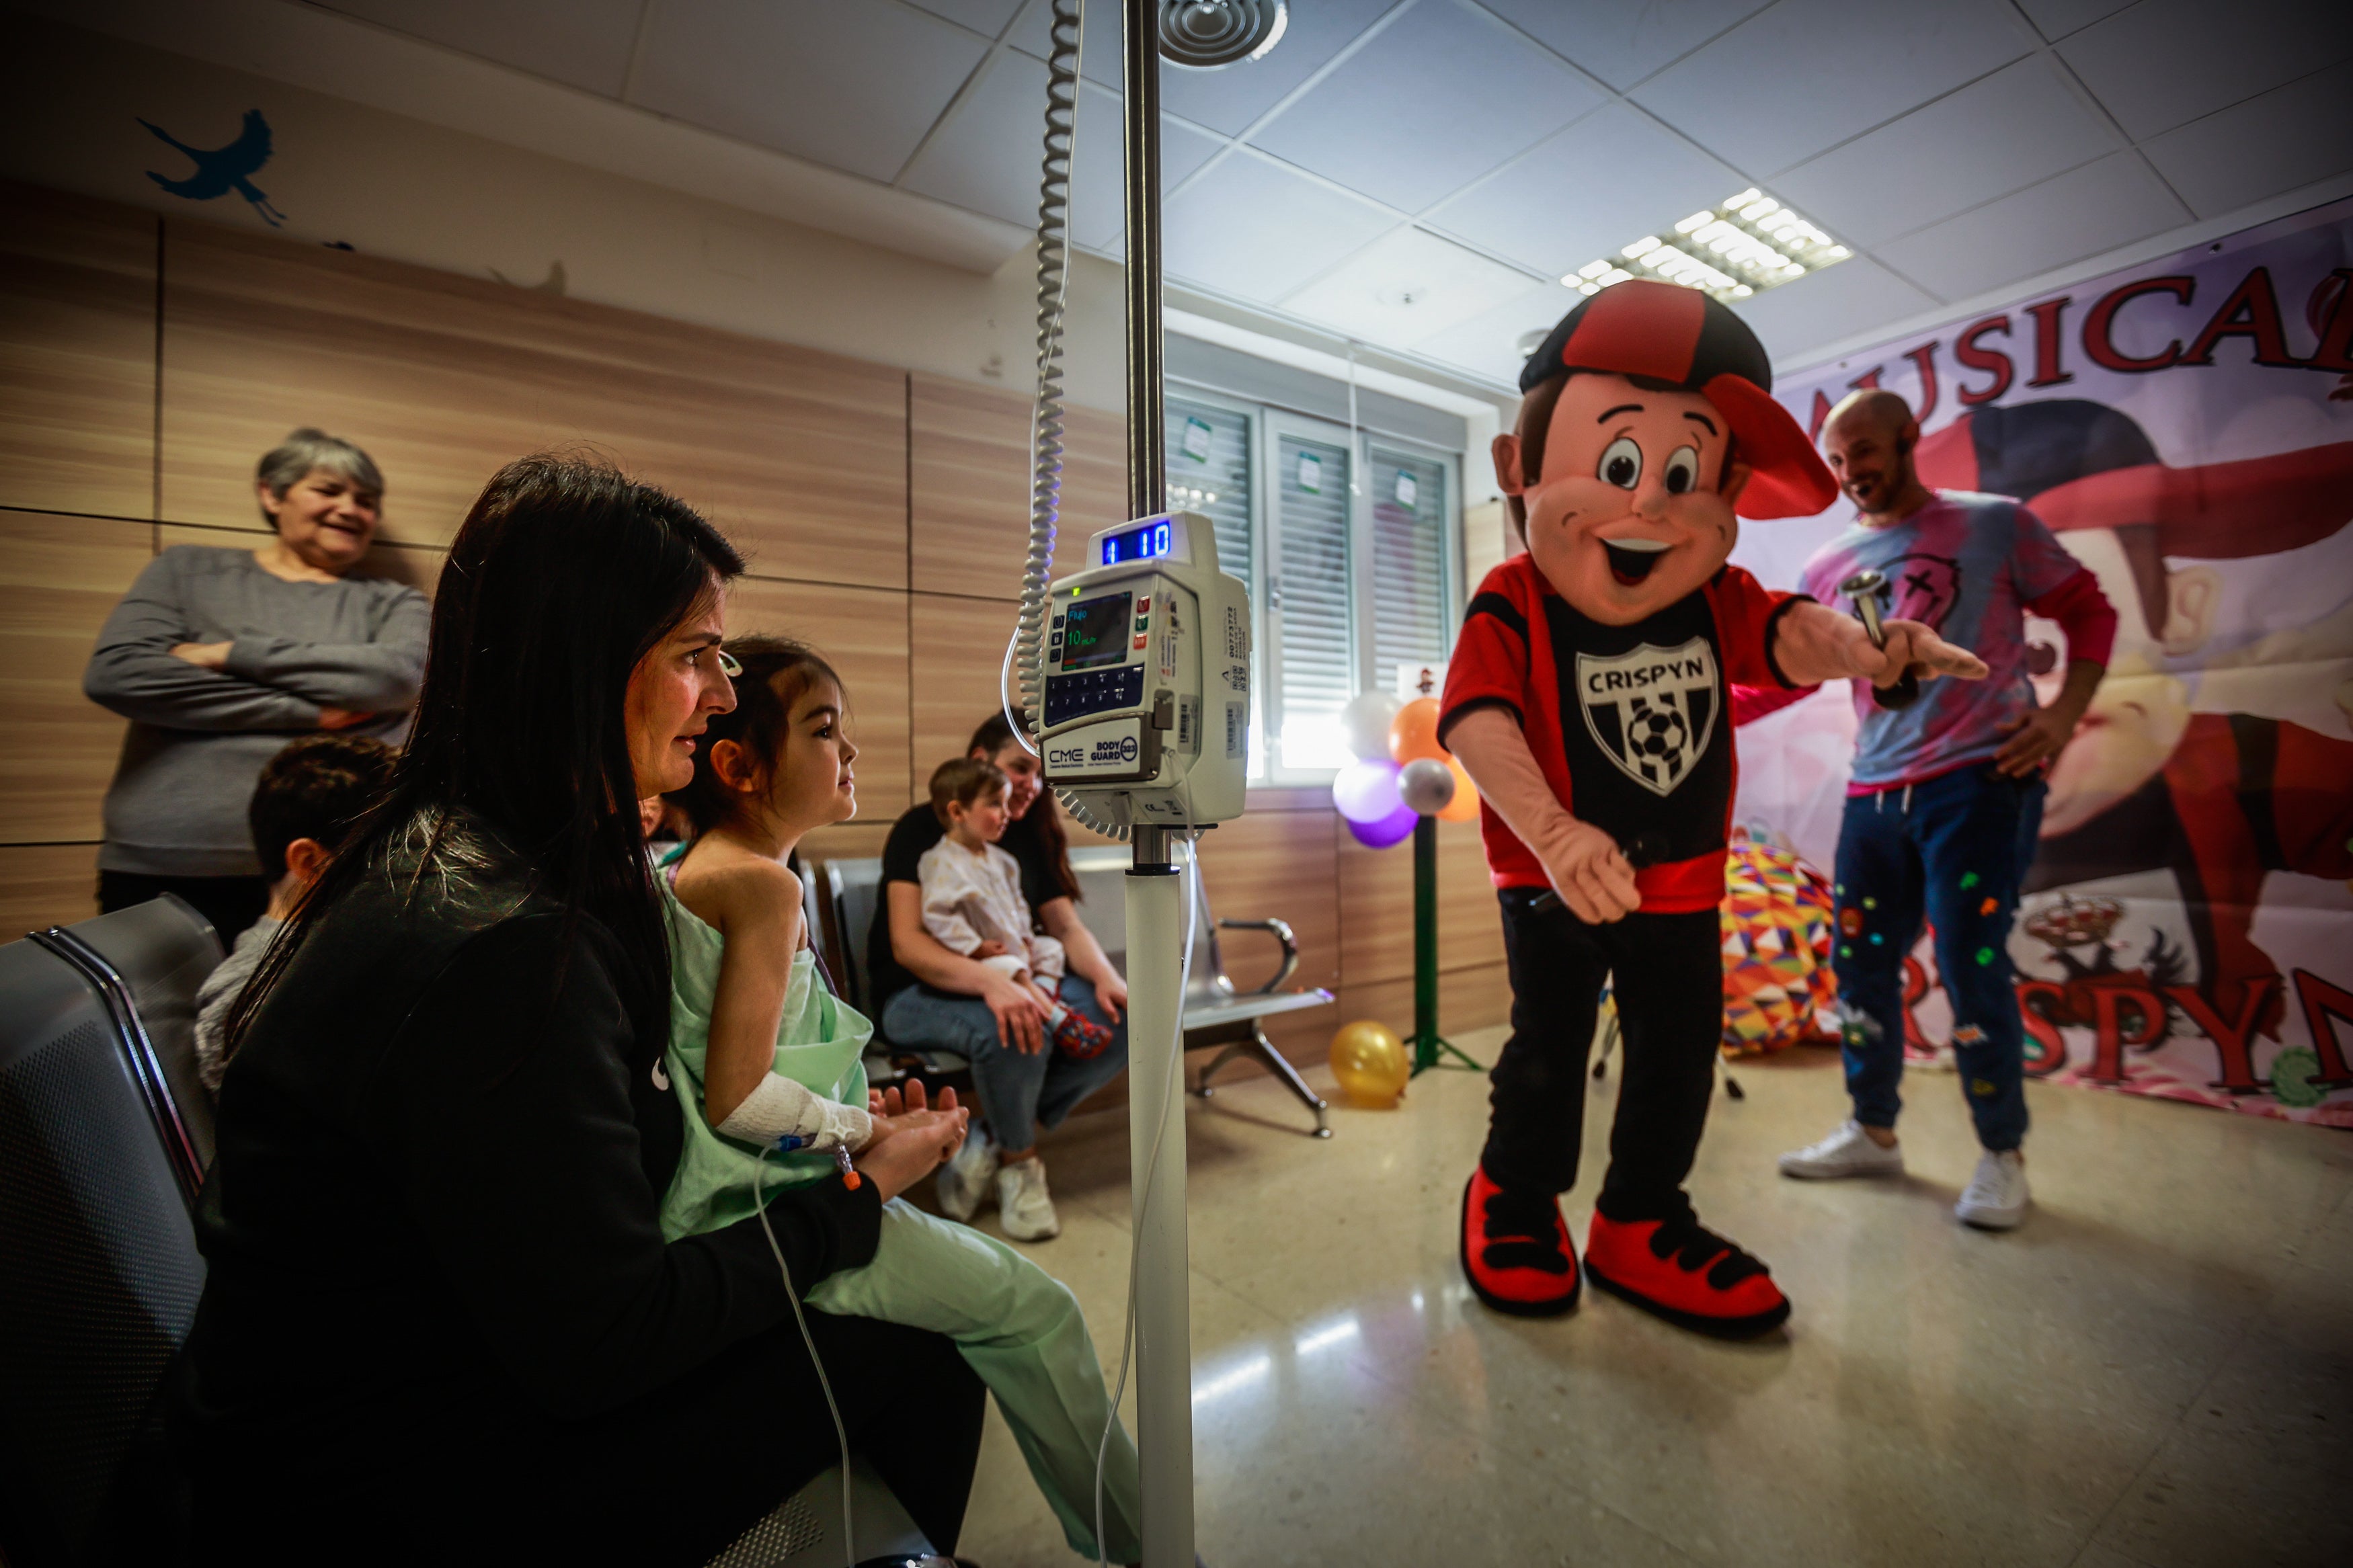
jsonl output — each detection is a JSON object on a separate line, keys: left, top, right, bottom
{"left": 1480, "top": 889, "right": 1722, "bottom": 1223}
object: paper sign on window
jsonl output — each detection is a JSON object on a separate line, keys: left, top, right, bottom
{"left": 1181, "top": 416, "right": 1213, "bottom": 462}
{"left": 1394, "top": 470, "right": 1418, "bottom": 509}
{"left": 1298, "top": 452, "right": 1323, "bottom": 493}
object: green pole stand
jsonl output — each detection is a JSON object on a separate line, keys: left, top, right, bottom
{"left": 1408, "top": 812, "right": 1484, "bottom": 1077}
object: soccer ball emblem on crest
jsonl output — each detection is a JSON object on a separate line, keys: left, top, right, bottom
{"left": 1575, "top": 638, "right": 1719, "bottom": 796}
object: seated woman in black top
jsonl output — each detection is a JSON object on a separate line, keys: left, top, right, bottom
{"left": 173, "top": 456, "right": 980, "bottom": 1567}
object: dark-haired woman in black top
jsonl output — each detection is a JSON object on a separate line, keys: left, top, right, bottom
{"left": 173, "top": 456, "right": 982, "bottom": 1567}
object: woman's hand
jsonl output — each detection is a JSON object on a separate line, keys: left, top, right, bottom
{"left": 169, "top": 641, "right": 233, "bottom": 670}
{"left": 317, "top": 706, "right": 374, "bottom": 730}
{"left": 971, "top": 939, "right": 1010, "bottom": 960}
{"left": 1092, "top": 973, "right": 1128, "bottom": 1023}
{"left": 852, "top": 1096, "right": 969, "bottom": 1203}
{"left": 981, "top": 967, "right": 1053, "bottom": 1055}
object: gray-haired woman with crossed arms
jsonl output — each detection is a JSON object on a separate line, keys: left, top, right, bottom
{"left": 83, "top": 428, "right": 428, "bottom": 939}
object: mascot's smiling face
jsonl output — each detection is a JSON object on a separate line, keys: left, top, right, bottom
{"left": 1494, "top": 371, "right": 1752, "bottom": 627}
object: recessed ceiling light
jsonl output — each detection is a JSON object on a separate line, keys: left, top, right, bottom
{"left": 1558, "top": 189, "right": 1851, "bottom": 305}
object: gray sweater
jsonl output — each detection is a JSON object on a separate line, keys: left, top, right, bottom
{"left": 84, "top": 545, "right": 430, "bottom": 877}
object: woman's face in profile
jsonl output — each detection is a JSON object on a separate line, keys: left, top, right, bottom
{"left": 261, "top": 467, "right": 381, "bottom": 575}
{"left": 625, "top": 593, "right": 735, "bottom": 798}
{"left": 986, "top": 741, "right": 1043, "bottom": 819}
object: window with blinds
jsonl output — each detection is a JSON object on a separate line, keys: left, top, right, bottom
{"left": 1369, "top": 447, "right": 1451, "bottom": 694}
{"left": 1165, "top": 399, "right": 1251, "bottom": 590}
{"left": 1270, "top": 433, "right": 1355, "bottom": 774}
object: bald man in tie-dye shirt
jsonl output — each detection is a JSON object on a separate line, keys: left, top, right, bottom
{"left": 1775, "top": 390, "right": 2117, "bottom": 1234}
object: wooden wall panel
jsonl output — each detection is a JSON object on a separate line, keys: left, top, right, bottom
{"left": 0, "top": 510, "right": 150, "bottom": 844}
{"left": 0, "top": 183, "right": 157, "bottom": 520}
{"left": 907, "top": 590, "right": 1017, "bottom": 780}
{"left": 1333, "top": 960, "right": 1513, "bottom": 1051}
{"left": 1194, "top": 804, "right": 1340, "bottom": 995}
{"left": 158, "top": 222, "right": 907, "bottom": 584}
{"left": 908, "top": 375, "right": 1127, "bottom": 602}
{"left": 1336, "top": 817, "right": 1505, "bottom": 985}
{"left": 0, "top": 842, "right": 102, "bottom": 938}
{"left": 726, "top": 576, "right": 912, "bottom": 815}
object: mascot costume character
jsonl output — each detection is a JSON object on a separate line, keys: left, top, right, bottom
{"left": 1441, "top": 279, "right": 1987, "bottom": 1337}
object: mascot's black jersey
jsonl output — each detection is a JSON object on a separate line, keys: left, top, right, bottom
{"left": 1439, "top": 554, "right": 1803, "bottom": 912}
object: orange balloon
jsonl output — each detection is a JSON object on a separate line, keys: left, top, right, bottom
{"left": 1389, "top": 697, "right": 1446, "bottom": 764}
{"left": 1437, "top": 755, "right": 1481, "bottom": 822}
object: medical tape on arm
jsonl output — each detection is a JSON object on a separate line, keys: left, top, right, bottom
{"left": 715, "top": 1072, "right": 873, "bottom": 1152}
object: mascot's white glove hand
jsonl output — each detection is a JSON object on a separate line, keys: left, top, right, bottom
{"left": 1536, "top": 819, "right": 1642, "bottom": 925}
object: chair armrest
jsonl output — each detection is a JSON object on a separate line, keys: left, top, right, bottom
{"left": 1216, "top": 917, "right": 1299, "bottom": 996}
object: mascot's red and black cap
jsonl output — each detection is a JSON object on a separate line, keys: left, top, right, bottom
{"left": 1915, "top": 398, "right": 2353, "bottom": 560}
{"left": 1519, "top": 278, "right": 1837, "bottom": 520}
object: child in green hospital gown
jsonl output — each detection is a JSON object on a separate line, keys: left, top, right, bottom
{"left": 655, "top": 634, "right": 1141, "bottom": 1563}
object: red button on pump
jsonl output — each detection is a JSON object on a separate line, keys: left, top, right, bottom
{"left": 1133, "top": 634, "right": 1149, "bottom": 650}
{"left": 1136, "top": 596, "right": 1151, "bottom": 614}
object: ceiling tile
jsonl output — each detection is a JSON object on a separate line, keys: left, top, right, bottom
{"left": 1633, "top": 0, "right": 2038, "bottom": 179}
{"left": 1872, "top": 151, "right": 2190, "bottom": 302}
{"left": 1160, "top": 153, "right": 1400, "bottom": 302}
{"left": 904, "top": 0, "right": 1025, "bottom": 34}
{"left": 2012, "top": 0, "right": 2135, "bottom": 40}
{"left": 1247, "top": 1, "right": 1603, "bottom": 214}
{"left": 631, "top": 0, "right": 986, "bottom": 182}
{"left": 2059, "top": 0, "right": 2353, "bottom": 141}
{"left": 2141, "top": 60, "right": 2353, "bottom": 220}
{"left": 1424, "top": 103, "right": 1743, "bottom": 276}
{"left": 1279, "top": 226, "right": 1546, "bottom": 343}
{"left": 317, "top": 0, "right": 646, "bottom": 95}
{"left": 1409, "top": 281, "right": 1579, "bottom": 386}
{"left": 1771, "top": 56, "right": 2122, "bottom": 248}
{"left": 1731, "top": 255, "right": 1940, "bottom": 365}
{"left": 1476, "top": 0, "right": 1773, "bottom": 91}
{"left": 900, "top": 56, "right": 1218, "bottom": 239}
{"left": 1006, "top": 0, "right": 1124, "bottom": 91}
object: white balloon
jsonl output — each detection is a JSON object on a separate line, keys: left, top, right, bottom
{"left": 1341, "top": 690, "right": 1403, "bottom": 761}
{"left": 1398, "top": 756, "right": 1457, "bottom": 815}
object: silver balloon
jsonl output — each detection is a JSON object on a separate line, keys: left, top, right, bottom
{"left": 1398, "top": 756, "right": 1457, "bottom": 816}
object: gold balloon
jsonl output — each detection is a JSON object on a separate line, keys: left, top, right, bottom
{"left": 1329, "top": 1019, "right": 1410, "bottom": 1108}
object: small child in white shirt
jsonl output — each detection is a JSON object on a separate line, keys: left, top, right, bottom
{"left": 917, "top": 757, "right": 1113, "bottom": 1059}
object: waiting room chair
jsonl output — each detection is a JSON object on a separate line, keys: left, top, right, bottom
{"left": 820, "top": 848, "right": 1337, "bottom": 1137}
{"left": 0, "top": 895, "right": 222, "bottom": 1566}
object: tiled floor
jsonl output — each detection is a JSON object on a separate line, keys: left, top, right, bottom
{"left": 939, "top": 1031, "right": 2353, "bottom": 1567}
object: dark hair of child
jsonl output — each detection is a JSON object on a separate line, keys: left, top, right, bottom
{"left": 928, "top": 756, "right": 1006, "bottom": 829}
{"left": 248, "top": 734, "right": 397, "bottom": 883}
{"left": 670, "top": 635, "right": 846, "bottom": 835}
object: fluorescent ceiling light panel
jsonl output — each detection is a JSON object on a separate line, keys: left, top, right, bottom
{"left": 1556, "top": 188, "right": 1851, "bottom": 303}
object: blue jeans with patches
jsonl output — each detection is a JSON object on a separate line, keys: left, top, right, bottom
{"left": 1830, "top": 762, "right": 2046, "bottom": 1151}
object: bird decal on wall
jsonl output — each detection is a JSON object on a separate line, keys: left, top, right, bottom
{"left": 138, "top": 108, "right": 286, "bottom": 226}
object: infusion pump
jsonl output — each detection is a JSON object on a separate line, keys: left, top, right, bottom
{"left": 1039, "top": 509, "right": 1250, "bottom": 830}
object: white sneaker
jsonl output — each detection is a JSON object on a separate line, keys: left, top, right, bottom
{"left": 995, "top": 1157, "right": 1060, "bottom": 1241}
{"left": 1778, "top": 1119, "right": 1905, "bottom": 1180}
{"left": 1955, "top": 1149, "right": 2029, "bottom": 1230}
{"left": 935, "top": 1124, "right": 998, "bottom": 1221}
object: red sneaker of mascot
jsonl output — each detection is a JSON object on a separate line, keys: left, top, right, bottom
{"left": 1443, "top": 280, "right": 1986, "bottom": 1337}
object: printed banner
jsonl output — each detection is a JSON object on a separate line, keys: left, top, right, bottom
{"left": 1730, "top": 198, "right": 2353, "bottom": 1126}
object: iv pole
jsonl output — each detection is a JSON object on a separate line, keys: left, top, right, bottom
{"left": 1117, "top": 3, "right": 1195, "bottom": 1563}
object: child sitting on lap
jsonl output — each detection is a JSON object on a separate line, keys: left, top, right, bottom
{"left": 660, "top": 636, "right": 1142, "bottom": 1564}
{"left": 918, "top": 758, "right": 1113, "bottom": 1060}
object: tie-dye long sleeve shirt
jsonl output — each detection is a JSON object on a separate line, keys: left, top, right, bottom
{"left": 1797, "top": 490, "right": 2115, "bottom": 792}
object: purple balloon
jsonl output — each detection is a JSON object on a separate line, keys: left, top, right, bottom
{"left": 1331, "top": 758, "right": 1404, "bottom": 825}
{"left": 1345, "top": 798, "right": 1418, "bottom": 848}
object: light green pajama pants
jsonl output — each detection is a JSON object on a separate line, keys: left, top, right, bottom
{"left": 806, "top": 1198, "right": 1143, "bottom": 1563}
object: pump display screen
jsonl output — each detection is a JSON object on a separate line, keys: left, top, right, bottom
{"left": 1059, "top": 590, "right": 1134, "bottom": 671}
{"left": 1104, "top": 520, "right": 1172, "bottom": 564}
